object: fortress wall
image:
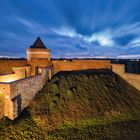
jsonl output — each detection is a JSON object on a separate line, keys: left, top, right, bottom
{"left": 10, "top": 75, "right": 43, "bottom": 118}
{"left": 0, "top": 73, "right": 24, "bottom": 83}
{"left": 27, "top": 48, "right": 50, "bottom": 61}
{"left": 4, "top": 95, "right": 13, "bottom": 120}
{"left": 29, "top": 58, "right": 52, "bottom": 76}
{"left": 0, "top": 84, "right": 11, "bottom": 119}
{"left": 0, "top": 60, "right": 27, "bottom": 74}
{"left": 112, "top": 64, "right": 140, "bottom": 91}
{"left": 0, "top": 83, "right": 11, "bottom": 95}
{"left": 8, "top": 67, "right": 49, "bottom": 119}
{"left": 0, "top": 66, "right": 52, "bottom": 120}
{"left": 0, "top": 93, "right": 5, "bottom": 119}
{"left": 12, "top": 66, "right": 31, "bottom": 78}
{"left": 52, "top": 60, "right": 111, "bottom": 73}
{"left": 0, "top": 66, "right": 31, "bottom": 83}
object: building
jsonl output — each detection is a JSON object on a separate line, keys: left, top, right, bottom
{"left": 0, "top": 37, "right": 54, "bottom": 120}
{"left": 27, "top": 37, "right": 52, "bottom": 77}
{"left": 0, "top": 37, "right": 111, "bottom": 120}
{"left": 0, "top": 37, "right": 53, "bottom": 84}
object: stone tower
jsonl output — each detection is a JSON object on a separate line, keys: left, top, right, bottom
{"left": 27, "top": 37, "right": 50, "bottom": 61}
{"left": 27, "top": 37, "right": 52, "bottom": 75}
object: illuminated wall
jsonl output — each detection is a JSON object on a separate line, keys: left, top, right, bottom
{"left": 27, "top": 47, "right": 52, "bottom": 76}
{"left": 112, "top": 64, "right": 140, "bottom": 91}
{"left": 0, "top": 67, "right": 53, "bottom": 120}
{"left": 0, "top": 93, "right": 5, "bottom": 119}
{"left": 28, "top": 58, "right": 52, "bottom": 76}
{"left": 27, "top": 48, "right": 51, "bottom": 61}
{"left": 0, "top": 60, "right": 27, "bottom": 74}
{"left": 52, "top": 60, "right": 111, "bottom": 73}
{"left": 0, "top": 66, "right": 31, "bottom": 83}
{"left": 0, "top": 84, "right": 11, "bottom": 119}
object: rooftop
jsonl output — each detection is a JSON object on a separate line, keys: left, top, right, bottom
{"left": 30, "top": 37, "right": 46, "bottom": 49}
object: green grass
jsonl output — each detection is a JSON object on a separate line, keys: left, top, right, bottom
{"left": 0, "top": 69, "right": 140, "bottom": 139}
{"left": 48, "top": 119, "right": 140, "bottom": 140}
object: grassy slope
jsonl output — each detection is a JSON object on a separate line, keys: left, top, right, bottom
{"left": 0, "top": 69, "right": 140, "bottom": 139}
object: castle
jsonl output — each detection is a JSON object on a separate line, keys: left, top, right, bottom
{"left": 0, "top": 37, "right": 140, "bottom": 120}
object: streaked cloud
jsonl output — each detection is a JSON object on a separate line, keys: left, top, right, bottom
{"left": 117, "top": 54, "right": 140, "bottom": 59}
{"left": 127, "top": 37, "right": 140, "bottom": 48}
{"left": 52, "top": 27, "right": 114, "bottom": 47}
{"left": 52, "top": 27, "right": 78, "bottom": 38}
{"left": 112, "top": 22, "right": 140, "bottom": 37}
{"left": 0, "top": 0, "right": 140, "bottom": 58}
{"left": 84, "top": 30, "right": 114, "bottom": 47}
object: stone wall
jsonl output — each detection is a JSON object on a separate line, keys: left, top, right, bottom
{"left": 27, "top": 48, "right": 50, "bottom": 61}
{"left": 0, "top": 67, "right": 52, "bottom": 120}
{"left": 4, "top": 95, "right": 13, "bottom": 120}
{"left": 0, "top": 73, "right": 23, "bottom": 83}
{"left": 0, "top": 60, "right": 27, "bottom": 74}
{"left": 112, "top": 64, "right": 140, "bottom": 91}
{"left": 0, "top": 84, "right": 11, "bottom": 119}
{"left": 28, "top": 58, "right": 53, "bottom": 76}
{"left": 10, "top": 75, "right": 44, "bottom": 118}
{"left": 52, "top": 60, "right": 111, "bottom": 73}
{"left": 12, "top": 66, "right": 31, "bottom": 78}
{"left": 0, "top": 93, "right": 5, "bottom": 119}
{"left": 0, "top": 66, "right": 31, "bottom": 83}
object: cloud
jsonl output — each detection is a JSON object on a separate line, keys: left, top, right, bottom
{"left": 127, "top": 37, "right": 140, "bottom": 48}
{"left": 116, "top": 54, "right": 140, "bottom": 59}
{"left": 84, "top": 30, "right": 114, "bottom": 46}
{"left": 1, "top": 0, "right": 140, "bottom": 58}
{"left": 50, "top": 22, "right": 140, "bottom": 58}
{"left": 17, "top": 18, "right": 34, "bottom": 28}
{"left": 64, "top": 52, "right": 89, "bottom": 57}
{"left": 16, "top": 17, "right": 51, "bottom": 35}
{"left": 52, "top": 27, "right": 78, "bottom": 38}
{"left": 52, "top": 27, "right": 114, "bottom": 47}
{"left": 112, "top": 22, "right": 140, "bottom": 37}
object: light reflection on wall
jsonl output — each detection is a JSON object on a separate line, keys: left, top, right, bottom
{"left": 2, "top": 78, "right": 16, "bottom": 83}
{"left": 0, "top": 74, "right": 18, "bottom": 83}
{"left": 0, "top": 66, "right": 31, "bottom": 83}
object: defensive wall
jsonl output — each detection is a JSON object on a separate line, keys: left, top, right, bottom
{"left": 28, "top": 58, "right": 53, "bottom": 76}
{"left": 1, "top": 36, "right": 140, "bottom": 120}
{"left": 52, "top": 60, "right": 111, "bottom": 73}
{"left": 0, "top": 60, "right": 27, "bottom": 74}
{"left": 27, "top": 48, "right": 50, "bottom": 61}
{"left": 112, "top": 64, "right": 140, "bottom": 91}
{"left": 1, "top": 59, "right": 140, "bottom": 120}
{"left": 0, "top": 59, "right": 111, "bottom": 120}
{"left": 0, "top": 93, "right": 4, "bottom": 119}
{"left": 0, "top": 66, "right": 31, "bottom": 83}
{"left": 0, "top": 66, "right": 53, "bottom": 120}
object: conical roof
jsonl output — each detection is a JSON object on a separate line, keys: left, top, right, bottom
{"left": 30, "top": 37, "right": 46, "bottom": 48}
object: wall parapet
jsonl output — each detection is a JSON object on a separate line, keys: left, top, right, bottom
{"left": 0, "top": 60, "right": 27, "bottom": 74}
{"left": 52, "top": 60, "right": 111, "bottom": 73}
{"left": 0, "top": 66, "right": 31, "bottom": 83}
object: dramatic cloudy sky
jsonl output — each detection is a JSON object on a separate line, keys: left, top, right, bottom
{"left": 0, "top": 0, "right": 140, "bottom": 58}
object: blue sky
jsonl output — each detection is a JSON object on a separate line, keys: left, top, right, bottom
{"left": 0, "top": 0, "right": 140, "bottom": 58}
